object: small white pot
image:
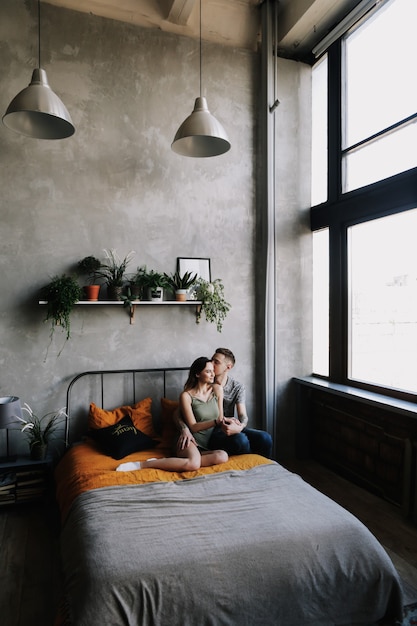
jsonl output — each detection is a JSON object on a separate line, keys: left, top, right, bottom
{"left": 148, "top": 287, "right": 163, "bottom": 302}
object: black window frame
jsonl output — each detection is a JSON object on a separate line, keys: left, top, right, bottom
{"left": 310, "top": 34, "right": 417, "bottom": 404}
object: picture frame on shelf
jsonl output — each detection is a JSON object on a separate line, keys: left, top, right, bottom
{"left": 177, "top": 257, "right": 211, "bottom": 300}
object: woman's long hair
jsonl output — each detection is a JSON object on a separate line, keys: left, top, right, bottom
{"left": 183, "top": 357, "right": 212, "bottom": 391}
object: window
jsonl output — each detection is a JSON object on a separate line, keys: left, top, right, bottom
{"left": 311, "top": 0, "right": 417, "bottom": 400}
{"left": 342, "top": 0, "right": 417, "bottom": 192}
{"left": 348, "top": 209, "right": 417, "bottom": 393}
{"left": 313, "top": 229, "right": 329, "bottom": 376}
{"left": 311, "top": 55, "right": 328, "bottom": 206}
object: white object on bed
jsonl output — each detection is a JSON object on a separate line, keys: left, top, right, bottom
{"left": 116, "top": 459, "right": 157, "bottom": 471}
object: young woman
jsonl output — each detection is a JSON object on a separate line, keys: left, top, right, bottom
{"left": 117, "top": 357, "right": 228, "bottom": 472}
{"left": 180, "top": 356, "right": 226, "bottom": 454}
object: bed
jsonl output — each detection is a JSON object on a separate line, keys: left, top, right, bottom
{"left": 55, "top": 367, "right": 404, "bottom": 626}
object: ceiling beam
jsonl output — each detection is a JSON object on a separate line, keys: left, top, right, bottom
{"left": 277, "top": 0, "right": 361, "bottom": 59}
{"left": 43, "top": 0, "right": 359, "bottom": 55}
{"left": 162, "top": 0, "right": 196, "bottom": 25}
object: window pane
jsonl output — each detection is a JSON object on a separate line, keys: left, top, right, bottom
{"left": 344, "top": 118, "right": 417, "bottom": 192}
{"left": 348, "top": 209, "right": 417, "bottom": 393}
{"left": 311, "top": 55, "right": 328, "bottom": 206}
{"left": 344, "top": 0, "right": 417, "bottom": 147}
{"left": 342, "top": 0, "right": 417, "bottom": 192}
{"left": 313, "top": 228, "right": 329, "bottom": 376}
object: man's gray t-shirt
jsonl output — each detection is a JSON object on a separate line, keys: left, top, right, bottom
{"left": 223, "top": 376, "right": 245, "bottom": 417}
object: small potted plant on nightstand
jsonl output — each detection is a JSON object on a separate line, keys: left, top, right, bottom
{"left": 16, "top": 403, "right": 67, "bottom": 460}
{"left": 77, "top": 255, "right": 102, "bottom": 301}
{"left": 164, "top": 270, "right": 198, "bottom": 301}
{"left": 97, "top": 249, "right": 135, "bottom": 301}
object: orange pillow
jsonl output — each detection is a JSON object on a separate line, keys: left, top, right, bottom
{"left": 89, "top": 398, "right": 157, "bottom": 439}
{"left": 88, "top": 402, "right": 128, "bottom": 429}
{"left": 160, "top": 397, "right": 180, "bottom": 448}
{"left": 129, "top": 398, "right": 158, "bottom": 439}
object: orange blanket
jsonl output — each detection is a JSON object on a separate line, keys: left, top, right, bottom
{"left": 54, "top": 441, "right": 273, "bottom": 523}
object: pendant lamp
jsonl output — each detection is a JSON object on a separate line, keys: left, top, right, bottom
{"left": 171, "top": 0, "right": 230, "bottom": 157}
{"left": 2, "top": 0, "right": 75, "bottom": 140}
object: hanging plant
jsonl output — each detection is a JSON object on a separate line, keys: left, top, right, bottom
{"left": 195, "top": 278, "right": 231, "bottom": 333}
{"left": 40, "top": 274, "right": 83, "bottom": 342}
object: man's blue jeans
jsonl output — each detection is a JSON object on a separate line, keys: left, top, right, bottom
{"left": 209, "top": 427, "right": 273, "bottom": 458}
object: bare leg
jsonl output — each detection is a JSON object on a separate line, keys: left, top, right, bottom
{"left": 200, "top": 449, "right": 228, "bottom": 467}
{"left": 141, "top": 442, "right": 202, "bottom": 472}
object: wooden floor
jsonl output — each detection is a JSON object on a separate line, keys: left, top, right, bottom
{"left": 0, "top": 501, "right": 62, "bottom": 626}
{"left": 1, "top": 460, "right": 417, "bottom": 626}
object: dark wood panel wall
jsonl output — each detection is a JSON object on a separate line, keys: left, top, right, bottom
{"left": 294, "top": 379, "right": 417, "bottom": 518}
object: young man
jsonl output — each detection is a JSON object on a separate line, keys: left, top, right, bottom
{"left": 177, "top": 348, "right": 273, "bottom": 458}
{"left": 209, "top": 348, "right": 273, "bottom": 457}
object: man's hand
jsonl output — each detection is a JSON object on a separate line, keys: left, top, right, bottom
{"left": 221, "top": 418, "right": 243, "bottom": 436}
{"left": 178, "top": 426, "right": 196, "bottom": 450}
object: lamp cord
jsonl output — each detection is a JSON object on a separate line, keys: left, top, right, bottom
{"left": 38, "top": 0, "right": 41, "bottom": 68}
{"left": 199, "top": 0, "right": 202, "bottom": 97}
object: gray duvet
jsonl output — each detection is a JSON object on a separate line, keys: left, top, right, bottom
{"left": 60, "top": 463, "right": 403, "bottom": 626}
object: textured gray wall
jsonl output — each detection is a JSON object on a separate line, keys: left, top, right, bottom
{"left": 274, "top": 59, "right": 312, "bottom": 460}
{"left": 0, "top": 1, "right": 311, "bottom": 458}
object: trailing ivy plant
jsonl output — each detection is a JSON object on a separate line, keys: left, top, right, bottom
{"left": 40, "top": 274, "right": 83, "bottom": 344}
{"left": 195, "top": 278, "right": 231, "bottom": 333}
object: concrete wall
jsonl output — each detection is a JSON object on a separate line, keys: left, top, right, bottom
{"left": 274, "top": 58, "right": 312, "bottom": 460}
{"left": 0, "top": 1, "right": 311, "bottom": 458}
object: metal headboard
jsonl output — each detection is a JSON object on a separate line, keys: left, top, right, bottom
{"left": 65, "top": 367, "right": 189, "bottom": 447}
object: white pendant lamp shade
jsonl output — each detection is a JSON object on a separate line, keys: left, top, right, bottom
{"left": 172, "top": 96, "right": 230, "bottom": 157}
{"left": 3, "top": 68, "right": 75, "bottom": 139}
{"left": 171, "top": 0, "right": 230, "bottom": 158}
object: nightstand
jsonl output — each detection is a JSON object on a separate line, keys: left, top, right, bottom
{"left": 0, "top": 455, "right": 53, "bottom": 506}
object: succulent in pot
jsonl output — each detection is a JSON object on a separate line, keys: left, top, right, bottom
{"left": 164, "top": 270, "right": 198, "bottom": 301}
{"left": 77, "top": 255, "right": 102, "bottom": 301}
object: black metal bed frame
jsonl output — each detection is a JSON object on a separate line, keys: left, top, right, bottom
{"left": 65, "top": 367, "right": 189, "bottom": 447}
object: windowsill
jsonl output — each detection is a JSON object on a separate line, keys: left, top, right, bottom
{"left": 293, "top": 376, "right": 417, "bottom": 419}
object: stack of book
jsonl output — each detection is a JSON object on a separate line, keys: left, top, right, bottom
{"left": 15, "top": 468, "right": 47, "bottom": 503}
{"left": 0, "top": 471, "right": 16, "bottom": 506}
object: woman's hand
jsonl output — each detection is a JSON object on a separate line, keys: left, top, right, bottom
{"left": 178, "top": 426, "right": 196, "bottom": 450}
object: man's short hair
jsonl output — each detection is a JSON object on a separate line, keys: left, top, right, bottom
{"left": 214, "top": 347, "right": 235, "bottom": 366}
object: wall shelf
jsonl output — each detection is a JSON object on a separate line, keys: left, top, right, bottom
{"left": 39, "top": 300, "right": 202, "bottom": 324}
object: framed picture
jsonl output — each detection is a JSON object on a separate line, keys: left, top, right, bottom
{"left": 177, "top": 257, "right": 211, "bottom": 281}
{"left": 177, "top": 257, "right": 211, "bottom": 299}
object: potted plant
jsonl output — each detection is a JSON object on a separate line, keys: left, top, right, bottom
{"left": 97, "top": 249, "right": 135, "bottom": 300}
{"left": 77, "top": 255, "right": 102, "bottom": 301}
{"left": 40, "top": 274, "right": 83, "bottom": 347}
{"left": 127, "top": 265, "right": 149, "bottom": 300}
{"left": 164, "top": 270, "right": 198, "bottom": 301}
{"left": 15, "top": 403, "right": 67, "bottom": 460}
{"left": 195, "top": 277, "right": 231, "bottom": 332}
{"left": 139, "top": 267, "right": 171, "bottom": 302}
